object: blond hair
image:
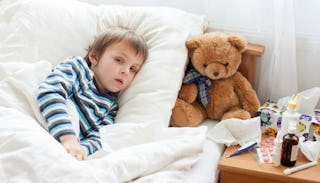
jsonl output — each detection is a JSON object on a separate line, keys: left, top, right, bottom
{"left": 84, "top": 27, "right": 148, "bottom": 66}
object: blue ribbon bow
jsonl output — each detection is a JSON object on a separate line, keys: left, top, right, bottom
{"left": 183, "top": 68, "right": 213, "bottom": 107}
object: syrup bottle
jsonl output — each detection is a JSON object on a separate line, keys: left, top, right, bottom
{"left": 280, "top": 124, "right": 299, "bottom": 167}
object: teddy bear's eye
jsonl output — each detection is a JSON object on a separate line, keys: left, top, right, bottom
{"left": 203, "top": 63, "right": 208, "bottom": 68}
{"left": 224, "top": 63, "right": 229, "bottom": 67}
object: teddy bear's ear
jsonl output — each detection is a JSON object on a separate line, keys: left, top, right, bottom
{"left": 228, "top": 35, "right": 248, "bottom": 53}
{"left": 186, "top": 37, "right": 201, "bottom": 54}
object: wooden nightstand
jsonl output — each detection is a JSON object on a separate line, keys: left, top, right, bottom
{"left": 218, "top": 140, "right": 319, "bottom": 183}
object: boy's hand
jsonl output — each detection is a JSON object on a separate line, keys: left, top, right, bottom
{"left": 59, "top": 134, "right": 87, "bottom": 161}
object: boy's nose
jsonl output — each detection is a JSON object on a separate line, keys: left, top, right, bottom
{"left": 121, "top": 68, "right": 129, "bottom": 75}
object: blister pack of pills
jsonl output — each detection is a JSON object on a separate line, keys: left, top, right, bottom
{"left": 255, "top": 136, "right": 275, "bottom": 163}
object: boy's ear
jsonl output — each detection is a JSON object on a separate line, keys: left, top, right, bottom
{"left": 88, "top": 51, "right": 99, "bottom": 66}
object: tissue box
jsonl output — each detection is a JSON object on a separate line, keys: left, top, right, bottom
{"left": 258, "top": 101, "right": 320, "bottom": 139}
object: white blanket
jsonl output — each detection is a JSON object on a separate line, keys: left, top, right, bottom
{"left": 0, "top": 61, "right": 207, "bottom": 183}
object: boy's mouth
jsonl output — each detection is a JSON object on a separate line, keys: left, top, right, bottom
{"left": 115, "top": 78, "right": 123, "bottom": 85}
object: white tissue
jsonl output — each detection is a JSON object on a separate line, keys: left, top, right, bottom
{"left": 207, "top": 117, "right": 261, "bottom": 146}
{"left": 299, "top": 137, "right": 320, "bottom": 162}
{"left": 296, "top": 87, "right": 320, "bottom": 115}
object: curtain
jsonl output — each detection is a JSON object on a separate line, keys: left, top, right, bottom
{"left": 259, "top": 0, "right": 298, "bottom": 101}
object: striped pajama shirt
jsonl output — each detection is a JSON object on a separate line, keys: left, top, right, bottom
{"left": 37, "top": 56, "right": 118, "bottom": 155}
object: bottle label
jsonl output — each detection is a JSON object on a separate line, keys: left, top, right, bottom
{"left": 290, "top": 145, "right": 299, "bottom": 161}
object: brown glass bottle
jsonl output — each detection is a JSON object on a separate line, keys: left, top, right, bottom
{"left": 280, "top": 125, "right": 299, "bottom": 167}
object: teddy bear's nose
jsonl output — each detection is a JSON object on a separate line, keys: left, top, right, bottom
{"left": 213, "top": 72, "right": 219, "bottom": 76}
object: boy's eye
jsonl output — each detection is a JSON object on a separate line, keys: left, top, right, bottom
{"left": 115, "top": 57, "right": 124, "bottom": 63}
{"left": 130, "top": 67, "right": 138, "bottom": 73}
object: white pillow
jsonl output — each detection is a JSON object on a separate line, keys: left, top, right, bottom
{"left": 0, "top": 0, "right": 99, "bottom": 65}
{"left": 0, "top": 0, "right": 208, "bottom": 126}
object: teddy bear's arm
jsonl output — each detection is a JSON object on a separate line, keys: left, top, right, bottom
{"left": 233, "top": 72, "right": 260, "bottom": 117}
{"left": 178, "top": 83, "right": 198, "bottom": 103}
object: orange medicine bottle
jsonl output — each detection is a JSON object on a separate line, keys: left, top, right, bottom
{"left": 280, "top": 125, "right": 299, "bottom": 167}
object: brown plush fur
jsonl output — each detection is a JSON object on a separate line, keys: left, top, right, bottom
{"left": 170, "top": 32, "right": 260, "bottom": 127}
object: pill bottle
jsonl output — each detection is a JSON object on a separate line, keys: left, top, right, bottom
{"left": 280, "top": 125, "right": 299, "bottom": 167}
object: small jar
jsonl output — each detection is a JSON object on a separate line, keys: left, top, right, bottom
{"left": 280, "top": 125, "right": 299, "bottom": 167}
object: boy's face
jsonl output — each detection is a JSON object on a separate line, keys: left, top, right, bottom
{"left": 89, "top": 40, "right": 145, "bottom": 94}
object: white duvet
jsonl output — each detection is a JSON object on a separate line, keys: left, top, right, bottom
{"left": 0, "top": 61, "right": 207, "bottom": 183}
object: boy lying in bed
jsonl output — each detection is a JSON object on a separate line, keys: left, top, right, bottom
{"left": 37, "top": 27, "right": 148, "bottom": 160}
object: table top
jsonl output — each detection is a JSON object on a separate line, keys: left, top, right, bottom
{"left": 218, "top": 140, "right": 320, "bottom": 183}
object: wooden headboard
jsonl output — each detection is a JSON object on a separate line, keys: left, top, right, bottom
{"left": 239, "top": 43, "right": 265, "bottom": 86}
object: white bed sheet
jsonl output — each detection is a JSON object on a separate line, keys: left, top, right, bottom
{"left": 183, "top": 120, "right": 225, "bottom": 183}
{"left": 0, "top": 106, "right": 208, "bottom": 183}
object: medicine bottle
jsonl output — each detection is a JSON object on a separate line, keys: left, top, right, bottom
{"left": 280, "top": 95, "right": 299, "bottom": 134}
{"left": 271, "top": 131, "right": 283, "bottom": 167}
{"left": 280, "top": 125, "right": 299, "bottom": 167}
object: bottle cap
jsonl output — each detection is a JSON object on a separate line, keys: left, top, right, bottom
{"left": 287, "top": 95, "right": 299, "bottom": 110}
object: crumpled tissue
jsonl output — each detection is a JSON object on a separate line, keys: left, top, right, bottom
{"left": 299, "top": 137, "right": 320, "bottom": 161}
{"left": 207, "top": 117, "right": 261, "bottom": 146}
{"left": 297, "top": 87, "right": 320, "bottom": 114}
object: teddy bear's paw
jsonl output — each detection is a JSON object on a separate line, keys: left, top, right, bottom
{"left": 178, "top": 84, "right": 197, "bottom": 103}
{"left": 170, "top": 100, "right": 205, "bottom": 127}
{"left": 222, "top": 109, "right": 251, "bottom": 120}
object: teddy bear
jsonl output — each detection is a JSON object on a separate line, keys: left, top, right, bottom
{"left": 170, "top": 32, "right": 260, "bottom": 127}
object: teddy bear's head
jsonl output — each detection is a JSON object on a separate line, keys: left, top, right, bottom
{"left": 186, "top": 32, "right": 247, "bottom": 80}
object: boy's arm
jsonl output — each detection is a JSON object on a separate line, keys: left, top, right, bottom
{"left": 38, "top": 58, "right": 88, "bottom": 160}
{"left": 80, "top": 130, "right": 102, "bottom": 155}
{"left": 60, "top": 134, "right": 87, "bottom": 160}
{"left": 37, "top": 59, "right": 77, "bottom": 141}
{"left": 81, "top": 103, "right": 118, "bottom": 155}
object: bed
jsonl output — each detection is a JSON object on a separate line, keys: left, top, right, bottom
{"left": 0, "top": 0, "right": 264, "bottom": 182}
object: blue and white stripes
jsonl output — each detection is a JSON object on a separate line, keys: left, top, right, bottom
{"left": 37, "top": 56, "right": 118, "bottom": 155}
